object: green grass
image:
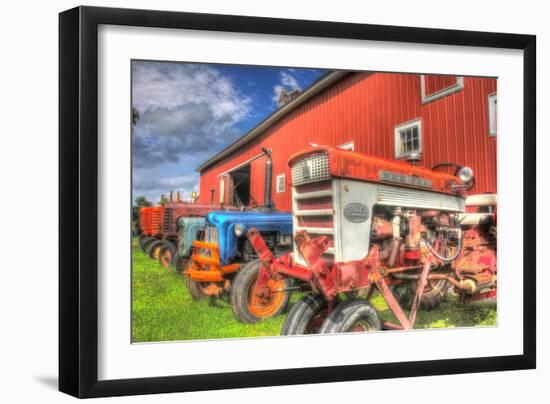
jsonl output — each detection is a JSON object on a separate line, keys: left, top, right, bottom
{"left": 131, "top": 238, "right": 496, "bottom": 342}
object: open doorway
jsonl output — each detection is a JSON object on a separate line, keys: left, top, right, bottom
{"left": 230, "top": 164, "right": 251, "bottom": 208}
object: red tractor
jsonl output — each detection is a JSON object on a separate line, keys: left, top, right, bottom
{"left": 156, "top": 197, "right": 233, "bottom": 270}
{"left": 139, "top": 191, "right": 233, "bottom": 270}
{"left": 138, "top": 205, "right": 164, "bottom": 257}
{"left": 243, "top": 145, "right": 496, "bottom": 333}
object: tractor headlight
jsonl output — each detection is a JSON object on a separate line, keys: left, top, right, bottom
{"left": 457, "top": 166, "right": 474, "bottom": 183}
{"left": 234, "top": 224, "right": 244, "bottom": 237}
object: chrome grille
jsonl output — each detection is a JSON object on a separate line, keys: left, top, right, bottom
{"left": 162, "top": 208, "right": 172, "bottom": 232}
{"left": 200, "top": 225, "right": 219, "bottom": 259}
{"left": 377, "top": 185, "right": 465, "bottom": 212}
{"left": 151, "top": 209, "right": 162, "bottom": 234}
{"left": 291, "top": 153, "right": 330, "bottom": 186}
{"left": 292, "top": 181, "right": 336, "bottom": 264}
{"left": 206, "top": 226, "right": 218, "bottom": 244}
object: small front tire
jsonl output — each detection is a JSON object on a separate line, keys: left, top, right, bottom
{"left": 281, "top": 294, "right": 328, "bottom": 335}
{"left": 319, "top": 299, "right": 381, "bottom": 334}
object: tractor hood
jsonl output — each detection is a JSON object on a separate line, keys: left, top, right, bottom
{"left": 206, "top": 211, "right": 293, "bottom": 265}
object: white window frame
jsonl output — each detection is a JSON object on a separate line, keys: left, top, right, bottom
{"left": 219, "top": 177, "right": 225, "bottom": 203}
{"left": 488, "top": 92, "right": 498, "bottom": 137}
{"left": 394, "top": 118, "right": 422, "bottom": 159}
{"left": 276, "top": 173, "right": 286, "bottom": 193}
{"left": 337, "top": 141, "right": 355, "bottom": 151}
{"left": 420, "top": 75, "right": 464, "bottom": 104}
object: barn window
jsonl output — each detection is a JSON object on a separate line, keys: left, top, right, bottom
{"left": 395, "top": 119, "right": 422, "bottom": 159}
{"left": 337, "top": 141, "right": 355, "bottom": 151}
{"left": 420, "top": 75, "right": 464, "bottom": 104}
{"left": 488, "top": 93, "right": 498, "bottom": 137}
{"left": 276, "top": 173, "right": 286, "bottom": 193}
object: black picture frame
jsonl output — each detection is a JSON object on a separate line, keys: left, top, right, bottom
{"left": 59, "top": 5, "right": 536, "bottom": 398}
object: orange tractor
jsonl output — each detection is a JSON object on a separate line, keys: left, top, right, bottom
{"left": 138, "top": 205, "right": 165, "bottom": 258}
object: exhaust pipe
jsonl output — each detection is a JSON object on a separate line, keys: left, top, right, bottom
{"left": 262, "top": 147, "right": 273, "bottom": 212}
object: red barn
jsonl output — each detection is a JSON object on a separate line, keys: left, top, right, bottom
{"left": 196, "top": 71, "right": 497, "bottom": 212}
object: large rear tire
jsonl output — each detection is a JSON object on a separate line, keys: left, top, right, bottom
{"left": 281, "top": 294, "right": 328, "bottom": 335}
{"left": 230, "top": 259, "right": 290, "bottom": 323}
{"left": 319, "top": 299, "right": 381, "bottom": 334}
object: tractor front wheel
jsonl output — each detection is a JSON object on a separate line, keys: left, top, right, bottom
{"left": 139, "top": 236, "right": 153, "bottom": 252}
{"left": 184, "top": 260, "right": 223, "bottom": 299}
{"left": 159, "top": 243, "right": 177, "bottom": 269}
{"left": 186, "top": 276, "right": 208, "bottom": 300}
{"left": 186, "top": 275, "right": 224, "bottom": 299}
{"left": 319, "top": 299, "right": 381, "bottom": 334}
{"left": 230, "top": 259, "right": 290, "bottom": 323}
{"left": 281, "top": 294, "right": 328, "bottom": 335}
{"left": 174, "top": 255, "right": 191, "bottom": 275}
{"left": 146, "top": 240, "right": 164, "bottom": 260}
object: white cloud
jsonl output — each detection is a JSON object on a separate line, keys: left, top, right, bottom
{"left": 280, "top": 71, "right": 300, "bottom": 90}
{"left": 132, "top": 62, "right": 251, "bottom": 168}
{"left": 271, "top": 70, "right": 301, "bottom": 106}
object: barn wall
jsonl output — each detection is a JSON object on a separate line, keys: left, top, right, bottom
{"left": 198, "top": 72, "right": 497, "bottom": 212}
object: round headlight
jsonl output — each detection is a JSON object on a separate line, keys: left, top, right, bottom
{"left": 457, "top": 166, "right": 474, "bottom": 183}
{"left": 234, "top": 224, "right": 244, "bottom": 236}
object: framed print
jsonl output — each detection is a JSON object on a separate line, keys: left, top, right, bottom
{"left": 59, "top": 6, "right": 536, "bottom": 398}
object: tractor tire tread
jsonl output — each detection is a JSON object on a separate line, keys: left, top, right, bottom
{"left": 281, "top": 294, "right": 326, "bottom": 335}
{"left": 319, "top": 299, "right": 381, "bottom": 334}
{"left": 146, "top": 240, "right": 165, "bottom": 259}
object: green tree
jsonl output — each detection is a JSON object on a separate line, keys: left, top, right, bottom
{"left": 131, "top": 107, "right": 140, "bottom": 133}
{"left": 135, "top": 195, "right": 152, "bottom": 208}
{"left": 159, "top": 195, "right": 169, "bottom": 206}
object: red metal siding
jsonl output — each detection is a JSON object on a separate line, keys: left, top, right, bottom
{"left": 198, "top": 72, "right": 497, "bottom": 212}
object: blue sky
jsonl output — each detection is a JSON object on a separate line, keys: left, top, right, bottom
{"left": 132, "top": 61, "right": 326, "bottom": 204}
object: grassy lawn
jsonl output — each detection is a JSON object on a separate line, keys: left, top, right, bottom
{"left": 132, "top": 238, "right": 496, "bottom": 342}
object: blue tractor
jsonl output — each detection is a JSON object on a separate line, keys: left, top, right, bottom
{"left": 186, "top": 210, "right": 293, "bottom": 323}
{"left": 186, "top": 148, "right": 296, "bottom": 323}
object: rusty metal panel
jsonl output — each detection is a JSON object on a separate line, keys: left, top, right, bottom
{"left": 198, "top": 72, "right": 497, "bottom": 211}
